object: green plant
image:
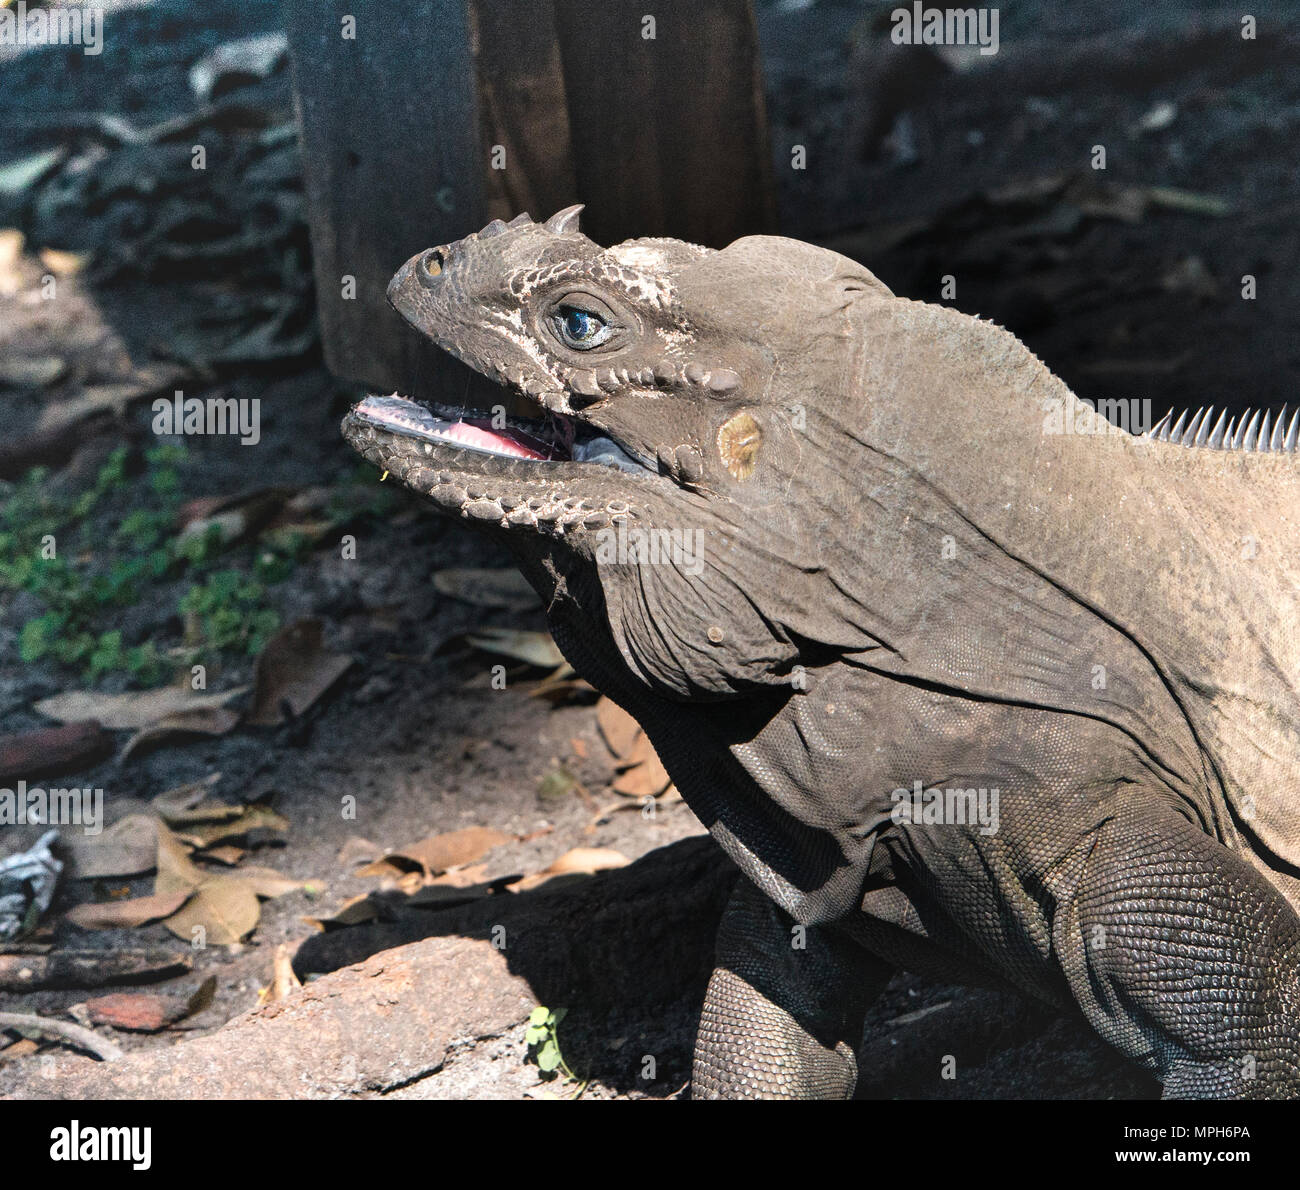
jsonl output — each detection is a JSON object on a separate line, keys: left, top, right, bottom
{"left": 179, "top": 569, "right": 280, "bottom": 658}
{"left": 524, "top": 1006, "right": 578, "bottom": 1080}
{"left": 1, "top": 442, "right": 290, "bottom": 683}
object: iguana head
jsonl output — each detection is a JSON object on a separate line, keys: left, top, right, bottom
{"left": 342, "top": 207, "right": 893, "bottom": 698}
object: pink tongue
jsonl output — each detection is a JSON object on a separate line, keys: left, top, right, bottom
{"left": 443, "top": 420, "right": 549, "bottom": 460}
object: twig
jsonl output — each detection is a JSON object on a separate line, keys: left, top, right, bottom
{"left": 0, "top": 1012, "right": 124, "bottom": 1061}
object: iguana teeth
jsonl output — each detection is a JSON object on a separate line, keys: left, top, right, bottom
{"left": 1206, "top": 408, "right": 1228, "bottom": 449}
{"left": 1241, "top": 409, "right": 1263, "bottom": 452}
{"left": 1223, "top": 416, "right": 1238, "bottom": 450}
{"left": 1149, "top": 409, "right": 1173, "bottom": 440}
{"left": 1192, "top": 406, "right": 1213, "bottom": 447}
{"left": 1286, "top": 408, "right": 1299, "bottom": 452}
{"left": 1168, "top": 410, "right": 1188, "bottom": 443}
{"left": 1258, "top": 410, "right": 1272, "bottom": 453}
{"left": 1270, "top": 406, "right": 1287, "bottom": 451}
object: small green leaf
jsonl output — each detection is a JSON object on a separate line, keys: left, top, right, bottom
{"left": 536, "top": 1040, "right": 561, "bottom": 1072}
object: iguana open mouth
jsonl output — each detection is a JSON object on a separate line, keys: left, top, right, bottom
{"left": 350, "top": 393, "right": 650, "bottom": 474}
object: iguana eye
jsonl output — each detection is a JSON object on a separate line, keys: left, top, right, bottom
{"left": 554, "top": 305, "right": 611, "bottom": 349}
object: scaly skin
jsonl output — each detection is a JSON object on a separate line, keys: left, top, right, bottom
{"left": 342, "top": 207, "right": 1300, "bottom": 1099}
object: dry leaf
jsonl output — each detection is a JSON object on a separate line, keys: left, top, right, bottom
{"left": 163, "top": 879, "right": 260, "bottom": 945}
{"left": 336, "top": 836, "right": 381, "bottom": 869}
{"left": 34, "top": 684, "right": 247, "bottom": 730}
{"left": 151, "top": 774, "right": 223, "bottom": 821}
{"left": 0, "top": 1038, "right": 39, "bottom": 1061}
{"left": 61, "top": 814, "right": 158, "bottom": 879}
{"left": 514, "top": 847, "right": 629, "bottom": 892}
{"left": 246, "top": 619, "right": 352, "bottom": 726}
{"left": 65, "top": 890, "right": 191, "bottom": 930}
{"left": 432, "top": 567, "right": 539, "bottom": 611}
{"left": 461, "top": 627, "right": 564, "bottom": 668}
{"left": 267, "top": 943, "right": 301, "bottom": 1003}
{"left": 173, "top": 804, "right": 288, "bottom": 849}
{"left": 428, "top": 862, "right": 489, "bottom": 888}
{"left": 37, "top": 247, "right": 85, "bottom": 276}
{"left": 303, "top": 894, "right": 384, "bottom": 931}
{"left": 356, "top": 826, "right": 511, "bottom": 882}
{"left": 232, "top": 865, "right": 301, "bottom": 899}
{"left": 154, "top": 823, "right": 206, "bottom": 897}
{"left": 595, "top": 697, "right": 641, "bottom": 759}
{"left": 121, "top": 706, "right": 242, "bottom": 760}
{"left": 611, "top": 733, "right": 672, "bottom": 798}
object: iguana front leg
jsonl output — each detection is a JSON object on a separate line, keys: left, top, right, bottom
{"left": 1054, "top": 798, "right": 1300, "bottom": 1098}
{"left": 692, "top": 879, "right": 892, "bottom": 1099}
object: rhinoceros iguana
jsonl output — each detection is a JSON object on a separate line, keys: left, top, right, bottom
{"left": 342, "top": 205, "right": 1300, "bottom": 1099}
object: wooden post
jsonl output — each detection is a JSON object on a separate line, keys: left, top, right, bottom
{"left": 551, "top": 0, "right": 776, "bottom": 250}
{"left": 285, "top": 0, "right": 486, "bottom": 395}
{"left": 287, "top": 0, "right": 775, "bottom": 394}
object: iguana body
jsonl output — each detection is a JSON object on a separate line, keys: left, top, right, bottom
{"left": 343, "top": 208, "right": 1300, "bottom": 1098}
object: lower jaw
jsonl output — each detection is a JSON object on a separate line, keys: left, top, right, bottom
{"left": 342, "top": 411, "right": 642, "bottom": 535}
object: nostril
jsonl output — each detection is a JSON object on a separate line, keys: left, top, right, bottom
{"left": 421, "top": 247, "right": 445, "bottom": 278}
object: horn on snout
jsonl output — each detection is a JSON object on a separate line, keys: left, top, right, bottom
{"left": 544, "top": 204, "right": 584, "bottom": 235}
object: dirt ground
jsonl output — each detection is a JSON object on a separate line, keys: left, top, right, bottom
{"left": 1, "top": 0, "right": 1296, "bottom": 1099}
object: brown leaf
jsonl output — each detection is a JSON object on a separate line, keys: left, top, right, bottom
{"left": 514, "top": 847, "right": 629, "bottom": 892}
{"left": 121, "top": 706, "right": 242, "bottom": 760}
{"left": 173, "top": 804, "right": 288, "bottom": 849}
{"left": 428, "top": 862, "right": 490, "bottom": 888}
{"left": 611, "top": 734, "right": 672, "bottom": 799}
{"left": 267, "top": 943, "right": 300, "bottom": 1003}
{"left": 232, "top": 865, "right": 301, "bottom": 899}
{"left": 61, "top": 814, "right": 158, "bottom": 879}
{"left": 34, "top": 685, "right": 247, "bottom": 730}
{"left": 163, "top": 879, "right": 260, "bottom": 945}
{"left": 185, "top": 973, "right": 218, "bottom": 1018}
{"left": 596, "top": 697, "right": 641, "bottom": 760}
{"left": 303, "top": 894, "right": 383, "bottom": 931}
{"left": 150, "top": 774, "right": 223, "bottom": 821}
{"left": 0, "top": 1038, "right": 39, "bottom": 1060}
{"left": 357, "top": 826, "right": 511, "bottom": 881}
{"left": 459, "top": 627, "right": 564, "bottom": 668}
{"left": 432, "top": 567, "right": 539, "bottom": 611}
{"left": 246, "top": 619, "right": 352, "bottom": 726}
{"left": 154, "top": 822, "right": 206, "bottom": 897}
{"left": 65, "top": 890, "right": 191, "bottom": 930}
{"left": 336, "top": 836, "right": 381, "bottom": 869}
{"left": 177, "top": 486, "right": 291, "bottom": 537}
